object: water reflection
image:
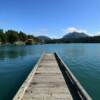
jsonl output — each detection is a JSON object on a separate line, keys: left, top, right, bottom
{"left": 0, "top": 45, "right": 35, "bottom": 60}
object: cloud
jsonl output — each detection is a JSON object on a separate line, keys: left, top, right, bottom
{"left": 63, "top": 27, "right": 88, "bottom": 34}
{"left": 94, "top": 32, "right": 100, "bottom": 36}
{"left": 33, "top": 27, "right": 100, "bottom": 37}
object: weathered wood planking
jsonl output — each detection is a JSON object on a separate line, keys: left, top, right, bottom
{"left": 20, "top": 53, "right": 73, "bottom": 100}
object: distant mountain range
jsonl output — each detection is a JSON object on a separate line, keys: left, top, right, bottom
{"left": 37, "top": 36, "right": 51, "bottom": 42}
{"left": 63, "top": 32, "right": 89, "bottom": 39}
{"left": 37, "top": 32, "right": 89, "bottom": 41}
{"left": 36, "top": 32, "right": 100, "bottom": 43}
{"left": 37, "top": 36, "right": 51, "bottom": 40}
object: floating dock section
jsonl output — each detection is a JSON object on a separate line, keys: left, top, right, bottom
{"left": 13, "top": 53, "right": 92, "bottom": 100}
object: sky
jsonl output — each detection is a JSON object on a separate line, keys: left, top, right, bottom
{"left": 0, "top": 0, "right": 100, "bottom": 38}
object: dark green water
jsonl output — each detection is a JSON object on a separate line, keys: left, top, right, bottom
{"left": 0, "top": 44, "right": 100, "bottom": 100}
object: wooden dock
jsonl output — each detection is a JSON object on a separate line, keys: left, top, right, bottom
{"left": 13, "top": 53, "right": 92, "bottom": 100}
{"left": 13, "top": 53, "right": 73, "bottom": 100}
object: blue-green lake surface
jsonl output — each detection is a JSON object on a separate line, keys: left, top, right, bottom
{"left": 0, "top": 44, "right": 100, "bottom": 100}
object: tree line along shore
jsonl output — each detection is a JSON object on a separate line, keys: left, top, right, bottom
{"left": 0, "top": 29, "right": 41, "bottom": 45}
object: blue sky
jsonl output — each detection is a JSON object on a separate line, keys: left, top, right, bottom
{"left": 0, "top": 0, "right": 100, "bottom": 38}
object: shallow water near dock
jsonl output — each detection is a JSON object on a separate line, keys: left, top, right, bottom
{"left": 0, "top": 44, "right": 100, "bottom": 100}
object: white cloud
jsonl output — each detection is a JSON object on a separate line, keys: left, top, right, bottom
{"left": 94, "top": 32, "right": 100, "bottom": 36}
{"left": 63, "top": 27, "right": 88, "bottom": 34}
{"left": 33, "top": 27, "right": 100, "bottom": 38}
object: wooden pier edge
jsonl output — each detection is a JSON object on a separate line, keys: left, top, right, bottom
{"left": 13, "top": 53, "right": 45, "bottom": 100}
{"left": 54, "top": 53, "right": 92, "bottom": 100}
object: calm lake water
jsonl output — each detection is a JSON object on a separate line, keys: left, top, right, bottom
{"left": 0, "top": 44, "right": 100, "bottom": 100}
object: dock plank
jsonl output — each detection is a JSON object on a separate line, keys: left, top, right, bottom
{"left": 21, "top": 54, "right": 73, "bottom": 100}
